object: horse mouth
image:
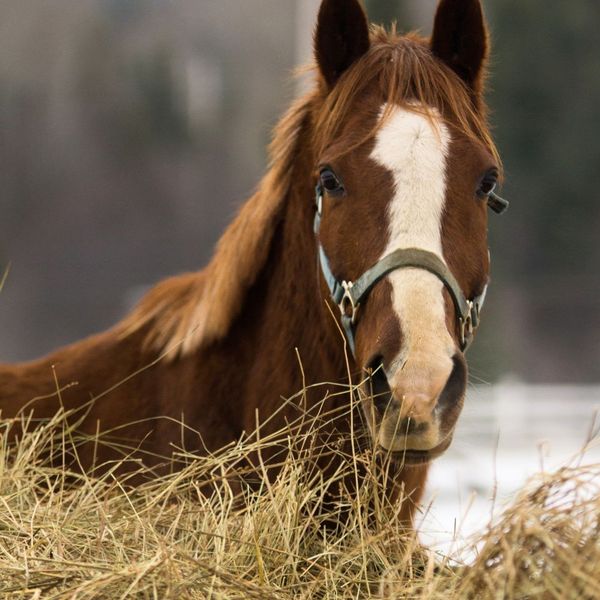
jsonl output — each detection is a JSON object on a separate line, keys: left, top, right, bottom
{"left": 359, "top": 356, "right": 461, "bottom": 465}
{"left": 382, "top": 436, "right": 454, "bottom": 466}
{"left": 391, "top": 449, "right": 432, "bottom": 466}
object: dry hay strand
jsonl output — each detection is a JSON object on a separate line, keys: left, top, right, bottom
{"left": 454, "top": 460, "right": 600, "bottom": 600}
{"left": 0, "top": 390, "right": 598, "bottom": 599}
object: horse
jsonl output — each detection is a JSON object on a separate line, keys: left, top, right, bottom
{"left": 0, "top": 0, "right": 507, "bottom": 527}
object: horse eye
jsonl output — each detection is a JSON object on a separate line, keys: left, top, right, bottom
{"left": 320, "top": 168, "right": 345, "bottom": 196}
{"left": 477, "top": 173, "right": 498, "bottom": 198}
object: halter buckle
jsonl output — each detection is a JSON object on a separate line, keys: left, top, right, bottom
{"left": 459, "top": 300, "right": 475, "bottom": 349}
{"left": 339, "top": 281, "right": 359, "bottom": 324}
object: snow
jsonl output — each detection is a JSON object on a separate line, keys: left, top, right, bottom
{"left": 418, "top": 384, "right": 600, "bottom": 560}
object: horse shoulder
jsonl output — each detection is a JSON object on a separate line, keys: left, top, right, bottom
{"left": 0, "top": 324, "right": 141, "bottom": 419}
{"left": 0, "top": 271, "right": 208, "bottom": 419}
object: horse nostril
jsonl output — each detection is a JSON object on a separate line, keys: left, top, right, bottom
{"left": 437, "top": 354, "right": 468, "bottom": 410}
{"left": 365, "top": 357, "right": 393, "bottom": 414}
{"left": 398, "top": 417, "right": 429, "bottom": 436}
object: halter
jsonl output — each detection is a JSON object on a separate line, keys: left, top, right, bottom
{"left": 314, "top": 184, "right": 508, "bottom": 356}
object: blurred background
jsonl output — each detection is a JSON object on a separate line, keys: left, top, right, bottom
{"left": 1, "top": 0, "right": 599, "bottom": 383}
{"left": 1, "top": 0, "right": 599, "bottom": 554}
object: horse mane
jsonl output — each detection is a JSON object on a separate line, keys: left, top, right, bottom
{"left": 120, "top": 92, "right": 312, "bottom": 357}
{"left": 121, "top": 26, "right": 499, "bottom": 359}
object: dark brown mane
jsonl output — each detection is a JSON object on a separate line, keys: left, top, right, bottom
{"left": 122, "top": 25, "right": 499, "bottom": 358}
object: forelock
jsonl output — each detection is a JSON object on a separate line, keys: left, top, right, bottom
{"left": 312, "top": 27, "right": 500, "bottom": 172}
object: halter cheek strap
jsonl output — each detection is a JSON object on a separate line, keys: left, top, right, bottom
{"left": 314, "top": 185, "right": 488, "bottom": 356}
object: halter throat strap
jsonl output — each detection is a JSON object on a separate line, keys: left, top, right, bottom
{"left": 314, "top": 185, "right": 486, "bottom": 356}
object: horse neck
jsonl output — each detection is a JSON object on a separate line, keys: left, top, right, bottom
{"left": 231, "top": 132, "right": 349, "bottom": 397}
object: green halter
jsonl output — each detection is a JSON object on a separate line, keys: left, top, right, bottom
{"left": 314, "top": 184, "right": 506, "bottom": 356}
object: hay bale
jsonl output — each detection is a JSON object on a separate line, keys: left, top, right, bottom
{"left": 0, "top": 407, "right": 597, "bottom": 598}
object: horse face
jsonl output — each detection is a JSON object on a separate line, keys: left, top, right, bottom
{"left": 317, "top": 105, "right": 495, "bottom": 461}
{"left": 314, "top": 0, "right": 496, "bottom": 463}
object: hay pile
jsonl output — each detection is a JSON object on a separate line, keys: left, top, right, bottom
{"left": 0, "top": 402, "right": 598, "bottom": 599}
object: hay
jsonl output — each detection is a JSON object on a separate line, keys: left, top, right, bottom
{"left": 0, "top": 391, "right": 598, "bottom": 599}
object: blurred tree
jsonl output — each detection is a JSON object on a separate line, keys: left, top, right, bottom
{"left": 123, "top": 48, "right": 191, "bottom": 148}
{"left": 0, "top": 0, "right": 296, "bottom": 361}
{"left": 476, "top": 1, "right": 600, "bottom": 382}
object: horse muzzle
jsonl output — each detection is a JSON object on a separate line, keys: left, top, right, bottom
{"left": 359, "top": 353, "right": 467, "bottom": 464}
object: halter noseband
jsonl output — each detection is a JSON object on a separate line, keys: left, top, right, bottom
{"left": 314, "top": 184, "right": 495, "bottom": 356}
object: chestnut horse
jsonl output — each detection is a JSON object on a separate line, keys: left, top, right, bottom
{"left": 0, "top": 0, "right": 507, "bottom": 525}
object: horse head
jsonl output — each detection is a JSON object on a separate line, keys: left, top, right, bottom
{"left": 312, "top": 0, "right": 505, "bottom": 463}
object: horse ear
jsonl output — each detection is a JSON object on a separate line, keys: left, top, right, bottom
{"left": 431, "top": 0, "right": 489, "bottom": 96}
{"left": 314, "top": 0, "right": 370, "bottom": 89}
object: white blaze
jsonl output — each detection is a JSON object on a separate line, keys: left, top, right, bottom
{"left": 370, "top": 104, "right": 455, "bottom": 377}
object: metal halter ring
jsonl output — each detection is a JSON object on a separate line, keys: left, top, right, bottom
{"left": 339, "top": 281, "right": 359, "bottom": 324}
{"left": 459, "top": 300, "right": 475, "bottom": 348}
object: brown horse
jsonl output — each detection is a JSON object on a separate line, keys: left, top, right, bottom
{"left": 0, "top": 0, "right": 506, "bottom": 526}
